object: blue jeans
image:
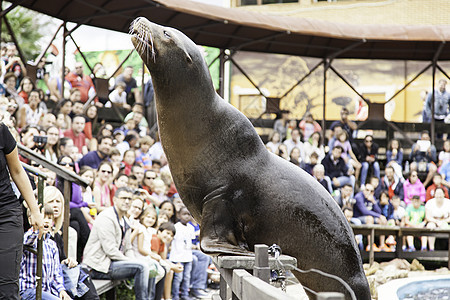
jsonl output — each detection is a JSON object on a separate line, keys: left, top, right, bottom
{"left": 20, "top": 289, "right": 59, "bottom": 300}
{"left": 190, "top": 250, "right": 209, "bottom": 290}
{"left": 333, "top": 175, "right": 355, "bottom": 190}
{"left": 172, "top": 261, "right": 192, "bottom": 300}
{"left": 360, "top": 161, "right": 380, "bottom": 185}
{"left": 90, "top": 260, "right": 155, "bottom": 300}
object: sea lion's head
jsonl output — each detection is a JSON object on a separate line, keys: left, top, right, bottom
{"left": 130, "top": 17, "right": 213, "bottom": 94}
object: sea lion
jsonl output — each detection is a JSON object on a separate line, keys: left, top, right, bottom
{"left": 131, "top": 17, "right": 371, "bottom": 299}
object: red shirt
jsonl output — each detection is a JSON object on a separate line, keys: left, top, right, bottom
{"left": 426, "top": 184, "right": 449, "bottom": 202}
{"left": 65, "top": 72, "right": 96, "bottom": 103}
{"left": 63, "top": 129, "right": 86, "bottom": 153}
{"left": 151, "top": 235, "right": 165, "bottom": 255}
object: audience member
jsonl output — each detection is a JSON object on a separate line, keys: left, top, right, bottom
{"left": 265, "top": 131, "right": 281, "bottom": 153}
{"left": 20, "top": 205, "right": 71, "bottom": 300}
{"left": 438, "top": 140, "right": 450, "bottom": 168}
{"left": 410, "top": 130, "right": 437, "bottom": 187}
{"left": 114, "top": 66, "right": 141, "bottom": 106}
{"left": 426, "top": 173, "right": 449, "bottom": 202}
{"left": 404, "top": 195, "right": 427, "bottom": 252}
{"left": 423, "top": 79, "right": 450, "bottom": 123}
{"left": 273, "top": 110, "right": 290, "bottom": 141}
{"left": 283, "top": 128, "right": 303, "bottom": 157}
{"left": 379, "top": 166, "right": 404, "bottom": 201}
{"left": 425, "top": 188, "right": 450, "bottom": 251}
{"left": 322, "top": 145, "right": 355, "bottom": 190}
{"left": 83, "top": 187, "right": 155, "bottom": 299}
{"left": 65, "top": 62, "right": 97, "bottom": 104}
{"left": 64, "top": 114, "right": 88, "bottom": 155}
{"left": 403, "top": 170, "right": 426, "bottom": 206}
{"left": 303, "top": 131, "right": 325, "bottom": 163}
{"left": 107, "top": 81, "right": 131, "bottom": 110}
{"left": 333, "top": 184, "right": 356, "bottom": 210}
{"left": 330, "top": 107, "right": 357, "bottom": 144}
{"left": 170, "top": 207, "right": 195, "bottom": 300}
{"left": 312, "top": 164, "right": 332, "bottom": 194}
{"left": 359, "top": 135, "right": 380, "bottom": 186}
{"left": 78, "top": 136, "right": 113, "bottom": 169}
{"left": 298, "top": 112, "right": 321, "bottom": 142}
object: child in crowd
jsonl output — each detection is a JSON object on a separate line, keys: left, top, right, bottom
{"left": 130, "top": 206, "right": 164, "bottom": 287}
{"left": 343, "top": 207, "right": 363, "bottom": 250}
{"left": 107, "top": 81, "right": 131, "bottom": 110}
{"left": 122, "top": 149, "right": 136, "bottom": 175}
{"left": 391, "top": 195, "right": 406, "bottom": 226}
{"left": 152, "top": 178, "right": 169, "bottom": 207}
{"left": 136, "top": 135, "right": 154, "bottom": 169}
{"left": 152, "top": 222, "right": 184, "bottom": 300}
{"left": 157, "top": 211, "right": 171, "bottom": 227}
{"left": 20, "top": 204, "right": 71, "bottom": 300}
{"left": 302, "top": 152, "right": 319, "bottom": 175}
{"left": 405, "top": 195, "right": 427, "bottom": 251}
{"left": 378, "top": 191, "right": 395, "bottom": 251}
{"left": 170, "top": 207, "right": 195, "bottom": 300}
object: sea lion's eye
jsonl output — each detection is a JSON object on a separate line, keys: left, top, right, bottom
{"left": 164, "top": 31, "right": 171, "bottom": 39}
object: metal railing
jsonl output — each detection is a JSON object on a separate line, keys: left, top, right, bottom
{"left": 18, "top": 144, "right": 89, "bottom": 300}
{"left": 213, "top": 244, "right": 346, "bottom": 300}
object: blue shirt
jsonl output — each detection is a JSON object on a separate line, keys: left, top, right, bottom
{"left": 78, "top": 151, "right": 107, "bottom": 169}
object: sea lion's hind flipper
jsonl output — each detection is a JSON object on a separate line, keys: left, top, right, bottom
{"left": 199, "top": 193, "right": 252, "bottom": 256}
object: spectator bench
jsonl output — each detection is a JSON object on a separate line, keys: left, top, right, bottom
{"left": 351, "top": 225, "right": 450, "bottom": 268}
{"left": 92, "top": 279, "right": 123, "bottom": 299}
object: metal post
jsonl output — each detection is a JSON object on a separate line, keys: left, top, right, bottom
{"left": 431, "top": 61, "right": 436, "bottom": 145}
{"left": 322, "top": 59, "right": 327, "bottom": 146}
{"left": 36, "top": 175, "right": 44, "bottom": 300}
{"left": 253, "top": 244, "right": 270, "bottom": 283}
{"left": 219, "top": 51, "right": 225, "bottom": 97}
{"left": 63, "top": 179, "right": 71, "bottom": 256}
{"left": 61, "top": 22, "right": 67, "bottom": 99}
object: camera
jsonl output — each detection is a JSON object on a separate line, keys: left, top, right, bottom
{"left": 33, "top": 135, "right": 47, "bottom": 150}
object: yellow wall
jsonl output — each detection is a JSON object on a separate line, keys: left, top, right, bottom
{"left": 229, "top": 52, "right": 450, "bottom": 122}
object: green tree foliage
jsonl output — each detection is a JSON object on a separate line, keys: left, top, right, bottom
{"left": 1, "top": 4, "right": 52, "bottom": 61}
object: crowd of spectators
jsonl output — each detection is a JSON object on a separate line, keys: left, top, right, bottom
{"left": 2, "top": 38, "right": 450, "bottom": 298}
{"left": 271, "top": 107, "right": 450, "bottom": 252}
{"left": 0, "top": 41, "right": 219, "bottom": 300}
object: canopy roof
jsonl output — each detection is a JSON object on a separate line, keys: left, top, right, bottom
{"left": 9, "top": 0, "right": 450, "bottom": 60}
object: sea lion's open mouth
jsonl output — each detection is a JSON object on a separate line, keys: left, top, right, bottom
{"left": 130, "top": 17, "right": 156, "bottom": 62}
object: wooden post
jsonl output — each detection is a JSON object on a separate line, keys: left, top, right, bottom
{"left": 253, "top": 244, "right": 270, "bottom": 283}
{"left": 219, "top": 274, "right": 227, "bottom": 300}
{"left": 317, "top": 292, "right": 345, "bottom": 300}
{"left": 448, "top": 233, "right": 450, "bottom": 269}
{"left": 369, "top": 228, "right": 375, "bottom": 266}
{"left": 63, "top": 179, "right": 71, "bottom": 256}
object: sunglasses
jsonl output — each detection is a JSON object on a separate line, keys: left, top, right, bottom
{"left": 365, "top": 189, "right": 374, "bottom": 193}
{"left": 59, "top": 162, "right": 74, "bottom": 167}
{"left": 100, "top": 169, "right": 112, "bottom": 174}
{"left": 146, "top": 176, "right": 156, "bottom": 180}
{"left": 365, "top": 140, "right": 373, "bottom": 143}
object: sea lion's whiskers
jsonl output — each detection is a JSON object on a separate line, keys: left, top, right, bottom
{"left": 129, "top": 19, "right": 156, "bottom": 62}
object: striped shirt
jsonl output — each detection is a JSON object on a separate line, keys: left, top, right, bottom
{"left": 19, "top": 229, "right": 65, "bottom": 296}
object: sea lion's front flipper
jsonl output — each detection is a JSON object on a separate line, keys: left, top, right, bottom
{"left": 199, "top": 192, "right": 253, "bottom": 256}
